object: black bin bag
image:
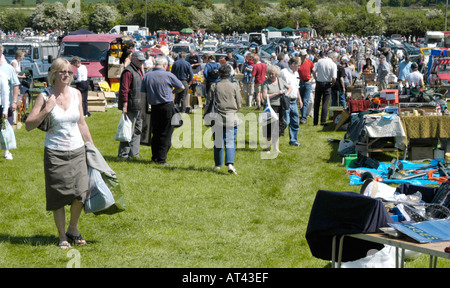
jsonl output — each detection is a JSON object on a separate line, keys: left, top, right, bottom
{"left": 305, "top": 190, "right": 394, "bottom": 262}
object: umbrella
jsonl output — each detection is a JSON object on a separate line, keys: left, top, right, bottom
{"left": 180, "top": 28, "right": 194, "bottom": 34}
{"left": 279, "top": 27, "right": 295, "bottom": 32}
{"left": 69, "top": 29, "right": 95, "bottom": 35}
{"left": 263, "top": 26, "right": 279, "bottom": 32}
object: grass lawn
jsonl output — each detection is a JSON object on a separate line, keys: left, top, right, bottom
{"left": 0, "top": 105, "right": 449, "bottom": 269}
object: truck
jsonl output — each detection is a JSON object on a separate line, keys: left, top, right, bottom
{"left": 248, "top": 32, "right": 267, "bottom": 45}
{"left": 58, "top": 34, "right": 124, "bottom": 90}
{"left": 109, "top": 25, "right": 139, "bottom": 35}
{"left": 267, "top": 31, "right": 282, "bottom": 40}
{"left": 2, "top": 41, "right": 59, "bottom": 82}
{"left": 425, "top": 31, "right": 444, "bottom": 48}
{"left": 444, "top": 31, "right": 450, "bottom": 48}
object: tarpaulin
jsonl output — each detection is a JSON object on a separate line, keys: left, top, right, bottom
{"left": 306, "top": 190, "right": 393, "bottom": 262}
{"left": 347, "top": 158, "right": 446, "bottom": 186}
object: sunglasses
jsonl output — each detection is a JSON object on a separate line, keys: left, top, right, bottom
{"left": 58, "top": 70, "right": 74, "bottom": 76}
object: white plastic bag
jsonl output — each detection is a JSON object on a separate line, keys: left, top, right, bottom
{"left": 0, "top": 120, "right": 17, "bottom": 150}
{"left": 114, "top": 114, "right": 133, "bottom": 142}
{"left": 84, "top": 168, "right": 115, "bottom": 214}
{"left": 340, "top": 246, "right": 399, "bottom": 268}
{"left": 258, "top": 101, "right": 278, "bottom": 126}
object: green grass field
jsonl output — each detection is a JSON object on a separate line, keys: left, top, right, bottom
{"left": 0, "top": 105, "right": 449, "bottom": 268}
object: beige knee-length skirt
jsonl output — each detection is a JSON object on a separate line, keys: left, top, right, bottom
{"left": 44, "top": 146, "right": 88, "bottom": 211}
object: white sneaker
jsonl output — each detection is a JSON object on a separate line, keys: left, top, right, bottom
{"left": 4, "top": 151, "right": 13, "bottom": 160}
{"left": 214, "top": 166, "right": 221, "bottom": 171}
{"left": 227, "top": 164, "right": 237, "bottom": 175}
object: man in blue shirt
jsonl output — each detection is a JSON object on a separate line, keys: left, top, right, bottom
{"left": 171, "top": 51, "right": 193, "bottom": 113}
{"left": 203, "top": 54, "right": 221, "bottom": 104}
{"left": 141, "top": 56, "right": 184, "bottom": 165}
{"left": 397, "top": 55, "right": 412, "bottom": 82}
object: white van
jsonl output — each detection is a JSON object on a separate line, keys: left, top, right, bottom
{"left": 249, "top": 32, "right": 267, "bottom": 45}
{"left": 267, "top": 31, "right": 282, "bottom": 40}
{"left": 425, "top": 31, "right": 444, "bottom": 48}
{"left": 109, "top": 25, "right": 139, "bottom": 35}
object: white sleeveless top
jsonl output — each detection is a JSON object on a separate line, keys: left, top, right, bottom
{"left": 11, "top": 59, "right": 21, "bottom": 74}
{"left": 44, "top": 87, "right": 84, "bottom": 151}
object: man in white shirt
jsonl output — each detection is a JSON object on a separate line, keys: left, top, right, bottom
{"left": 0, "top": 70, "right": 12, "bottom": 160}
{"left": 313, "top": 51, "right": 337, "bottom": 126}
{"left": 405, "top": 62, "right": 424, "bottom": 88}
{"left": 0, "top": 45, "right": 20, "bottom": 160}
{"left": 280, "top": 57, "right": 303, "bottom": 146}
{"left": 71, "top": 56, "right": 90, "bottom": 117}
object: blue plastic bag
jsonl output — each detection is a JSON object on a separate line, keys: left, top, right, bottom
{"left": 0, "top": 119, "right": 17, "bottom": 150}
{"left": 84, "top": 168, "right": 115, "bottom": 214}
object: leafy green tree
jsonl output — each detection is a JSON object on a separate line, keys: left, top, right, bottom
{"left": 137, "top": 1, "right": 192, "bottom": 31}
{"left": 181, "top": 0, "right": 214, "bottom": 10}
{"left": 88, "top": 3, "right": 120, "bottom": 33}
{"left": 31, "top": 1, "right": 82, "bottom": 31}
{"left": 0, "top": 10, "right": 30, "bottom": 32}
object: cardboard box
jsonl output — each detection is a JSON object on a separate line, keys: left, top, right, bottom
{"left": 108, "top": 64, "right": 123, "bottom": 79}
{"left": 103, "top": 92, "right": 117, "bottom": 101}
{"left": 87, "top": 91, "right": 105, "bottom": 101}
{"left": 363, "top": 73, "right": 375, "bottom": 82}
{"left": 108, "top": 56, "right": 120, "bottom": 65}
{"left": 88, "top": 103, "right": 106, "bottom": 112}
{"left": 348, "top": 86, "right": 364, "bottom": 100}
{"left": 410, "top": 146, "right": 434, "bottom": 160}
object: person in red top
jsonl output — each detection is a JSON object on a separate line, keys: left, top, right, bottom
{"left": 251, "top": 54, "right": 267, "bottom": 110}
{"left": 117, "top": 51, "right": 145, "bottom": 159}
{"left": 297, "top": 49, "right": 314, "bottom": 124}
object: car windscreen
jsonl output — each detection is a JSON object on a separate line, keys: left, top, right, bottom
{"left": 172, "top": 46, "right": 190, "bottom": 53}
{"left": 3, "top": 45, "right": 32, "bottom": 59}
{"left": 60, "top": 41, "right": 109, "bottom": 62}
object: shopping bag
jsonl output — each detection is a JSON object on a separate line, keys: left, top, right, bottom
{"left": 258, "top": 101, "right": 278, "bottom": 126}
{"left": 84, "top": 168, "right": 115, "bottom": 214}
{"left": 0, "top": 119, "right": 17, "bottom": 150}
{"left": 93, "top": 172, "right": 127, "bottom": 215}
{"left": 114, "top": 114, "right": 133, "bottom": 142}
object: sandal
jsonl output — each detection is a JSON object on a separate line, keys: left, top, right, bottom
{"left": 58, "top": 241, "right": 72, "bottom": 249}
{"left": 66, "top": 232, "right": 87, "bottom": 246}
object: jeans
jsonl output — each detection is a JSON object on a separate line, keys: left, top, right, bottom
{"left": 299, "top": 82, "right": 312, "bottom": 121}
{"left": 331, "top": 89, "right": 347, "bottom": 109}
{"left": 213, "top": 125, "right": 238, "bottom": 167}
{"left": 283, "top": 100, "right": 300, "bottom": 145}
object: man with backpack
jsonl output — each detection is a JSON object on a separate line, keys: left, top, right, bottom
{"left": 203, "top": 54, "right": 221, "bottom": 106}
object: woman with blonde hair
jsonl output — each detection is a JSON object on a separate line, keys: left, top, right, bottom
{"left": 261, "top": 64, "right": 292, "bottom": 153}
{"left": 26, "top": 58, "right": 94, "bottom": 249}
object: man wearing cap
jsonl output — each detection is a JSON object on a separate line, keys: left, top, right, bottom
{"left": 376, "top": 55, "right": 390, "bottom": 91}
{"left": 405, "top": 62, "right": 424, "bottom": 88}
{"left": 298, "top": 49, "right": 314, "bottom": 124}
{"left": 117, "top": 51, "right": 145, "bottom": 159}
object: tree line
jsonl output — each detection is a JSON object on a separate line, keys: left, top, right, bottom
{"left": 0, "top": 0, "right": 447, "bottom": 37}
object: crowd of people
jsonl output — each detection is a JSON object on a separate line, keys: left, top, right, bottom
{"left": 0, "top": 29, "right": 427, "bottom": 249}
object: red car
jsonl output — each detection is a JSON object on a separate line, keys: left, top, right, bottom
{"left": 429, "top": 57, "right": 450, "bottom": 86}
